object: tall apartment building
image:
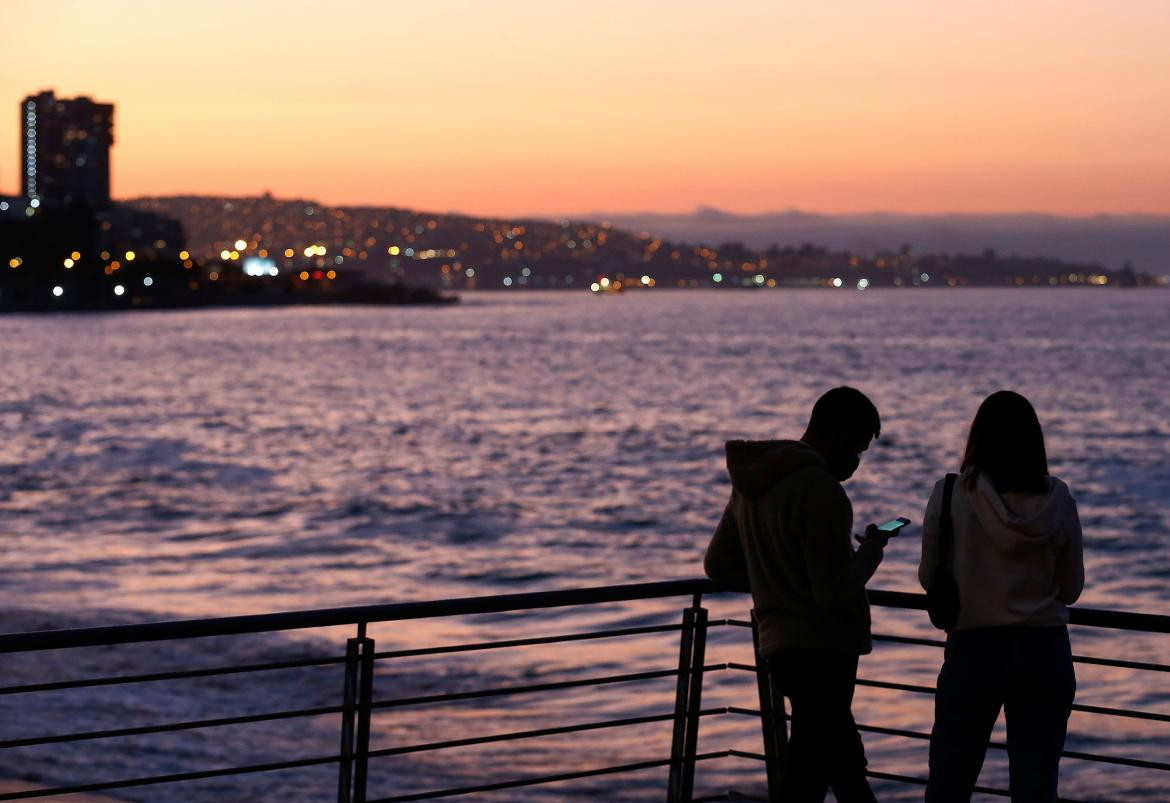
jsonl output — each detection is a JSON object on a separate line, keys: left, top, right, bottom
{"left": 21, "top": 90, "right": 114, "bottom": 208}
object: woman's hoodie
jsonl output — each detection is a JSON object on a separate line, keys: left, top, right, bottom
{"left": 919, "top": 468, "right": 1084, "bottom": 631}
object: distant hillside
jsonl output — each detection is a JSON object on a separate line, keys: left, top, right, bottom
{"left": 122, "top": 195, "right": 1153, "bottom": 291}
{"left": 593, "top": 208, "right": 1170, "bottom": 273}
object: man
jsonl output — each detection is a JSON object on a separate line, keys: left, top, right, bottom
{"left": 704, "top": 386, "right": 889, "bottom": 802}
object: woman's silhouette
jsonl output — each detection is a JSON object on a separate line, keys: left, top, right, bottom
{"left": 920, "top": 391, "right": 1084, "bottom": 802}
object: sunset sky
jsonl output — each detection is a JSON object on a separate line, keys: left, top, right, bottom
{"left": 2, "top": 0, "right": 1169, "bottom": 217}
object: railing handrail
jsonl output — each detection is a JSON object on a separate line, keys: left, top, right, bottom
{"left": 2, "top": 580, "right": 1168, "bottom": 654}
{"left": 0, "top": 578, "right": 715, "bottom": 653}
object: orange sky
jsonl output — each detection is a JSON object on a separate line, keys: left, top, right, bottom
{"left": 2, "top": 1, "right": 1169, "bottom": 217}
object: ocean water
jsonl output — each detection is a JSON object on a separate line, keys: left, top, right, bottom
{"left": 0, "top": 288, "right": 1168, "bottom": 800}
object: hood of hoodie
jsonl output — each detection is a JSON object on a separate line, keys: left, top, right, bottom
{"left": 725, "top": 439, "right": 826, "bottom": 499}
{"left": 967, "top": 468, "right": 1075, "bottom": 547}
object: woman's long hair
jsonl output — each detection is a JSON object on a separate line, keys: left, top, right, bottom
{"left": 961, "top": 391, "right": 1050, "bottom": 494}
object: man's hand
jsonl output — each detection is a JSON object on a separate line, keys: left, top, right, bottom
{"left": 854, "top": 523, "right": 889, "bottom": 547}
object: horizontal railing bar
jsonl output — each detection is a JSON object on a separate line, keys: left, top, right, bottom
{"left": 0, "top": 654, "right": 346, "bottom": 697}
{"left": 1061, "top": 749, "right": 1170, "bottom": 772}
{"left": 727, "top": 706, "right": 761, "bottom": 718}
{"left": 863, "top": 770, "right": 1021, "bottom": 799}
{"left": 874, "top": 634, "right": 1170, "bottom": 673}
{"left": 697, "top": 789, "right": 768, "bottom": 802}
{"left": 856, "top": 723, "right": 1170, "bottom": 772}
{"left": 857, "top": 723, "right": 932, "bottom": 741}
{"left": 873, "top": 633, "right": 947, "bottom": 648}
{"left": 366, "top": 751, "right": 729, "bottom": 802}
{"left": 369, "top": 666, "right": 692, "bottom": 709}
{"left": 0, "top": 752, "right": 341, "bottom": 801}
{"left": 728, "top": 709, "right": 1170, "bottom": 773}
{"left": 4, "top": 581, "right": 1168, "bottom": 654}
{"left": 0, "top": 703, "right": 344, "bottom": 750}
{"left": 857, "top": 678, "right": 938, "bottom": 695}
{"left": 727, "top": 749, "right": 765, "bottom": 760}
{"left": 724, "top": 619, "right": 753, "bottom": 628}
{"left": 363, "top": 708, "right": 726, "bottom": 759}
{"left": 1072, "top": 653, "right": 1170, "bottom": 673}
{"left": 714, "top": 752, "right": 1032, "bottom": 800}
{"left": 1069, "top": 607, "right": 1170, "bottom": 634}
{"left": 728, "top": 664, "right": 940, "bottom": 697}
{"left": 0, "top": 579, "right": 719, "bottom": 653}
{"left": 372, "top": 622, "right": 684, "bottom": 660}
{"left": 6, "top": 667, "right": 1133, "bottom": 757}
{"left": 1070, "top": 702, "right": 1170, "bottom": 724}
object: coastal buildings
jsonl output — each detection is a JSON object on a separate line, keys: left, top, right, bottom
{"left": 21, "top": 90, "right": 114, "bottom": 208}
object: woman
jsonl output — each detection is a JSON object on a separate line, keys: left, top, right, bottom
{"left": 920, "top": 391, "right": 1084, "bottom": 802}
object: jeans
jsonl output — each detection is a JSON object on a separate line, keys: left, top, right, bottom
{"left": 925, "top": 626, "right": 1075, "bottom": 802}
{"left": 766, "top": 648, "right": 876, "bottom": 803}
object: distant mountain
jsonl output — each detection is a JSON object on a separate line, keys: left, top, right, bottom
{"left": 591, "top": 209, "right": 1170, "bottom": 272}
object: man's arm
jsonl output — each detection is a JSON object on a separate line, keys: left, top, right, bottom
{"left": 799, "top": 481, "right": 884, "bottom": 610}
{"left": 704, "top": 498, "right": 751, "bottom": 592}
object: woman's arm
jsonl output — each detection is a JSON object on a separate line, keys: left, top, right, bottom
{"left": 1056, "top": 496, "right": 1085, "bottom": 605}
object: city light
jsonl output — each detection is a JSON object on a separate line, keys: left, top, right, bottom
{"left": 52, "top": 285, "right": 63, "bottom": 297}
{"left": 114, "top": 285, "right": 125, "bottom": 296}
{"left": 70, "top": 251, "right": 80, "bottom": 261}
{"left": 234, "top": 239, "right": 247, "bottom": 251}
{"left": 179, "top": 250, "right": 190, "bottom": 260}
{"left": 125, "top": 250, "right": 136, "bottom": 261}
{"left": 832, "top": 277, "right": 843, "bottom": 287}
{"left": 143, "top": 277, "right": 153, "bottom": 287}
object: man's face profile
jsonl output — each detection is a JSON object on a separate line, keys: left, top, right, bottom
{"left": 825, "top": 433, "right": 872, "bottom": 482}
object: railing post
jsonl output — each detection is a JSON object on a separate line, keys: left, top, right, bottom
{"left": 352, "top": 632, "right": 376, "bottom": 803}
{"left": 668, "top": 594, "right": 708, "bottom": 802}
{"left": 338, "top": 635, "right": 361, "bottom": 803}
{"left": 751, "top": 610, "right": 786, "bottom": 799}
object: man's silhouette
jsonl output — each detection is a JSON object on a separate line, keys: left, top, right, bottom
{"left": 704, "top": 387, "right": 888, "bottom": 801}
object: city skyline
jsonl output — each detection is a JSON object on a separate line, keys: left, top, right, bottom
{"left": 3, "top": 1, "right": 1170, "bottom": 217}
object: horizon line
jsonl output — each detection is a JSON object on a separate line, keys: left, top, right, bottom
{"left": 95, "top": 192, "right": 1170, "bottom": 223}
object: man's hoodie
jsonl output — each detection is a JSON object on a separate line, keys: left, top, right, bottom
{"left": 919, "top": 468, "right": 1084, "bottom": 631}
{"left": 704, "top": 440, "right": 884, "bottom": 657}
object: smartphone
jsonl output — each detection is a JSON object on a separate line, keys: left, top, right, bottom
{"left": 877, "top": 516, "right": 911, "bottom": 535}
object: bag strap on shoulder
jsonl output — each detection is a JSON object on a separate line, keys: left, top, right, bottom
{"left": 939, "top": 472, "right": 957, "bottom": 562}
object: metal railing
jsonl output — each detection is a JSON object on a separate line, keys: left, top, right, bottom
{"left": 0, "top": 580, "right": 1166, "bottom": 801}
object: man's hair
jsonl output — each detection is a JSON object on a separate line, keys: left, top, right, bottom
{"left": 807, "top": 387, "right": 881, "bottom": 440}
